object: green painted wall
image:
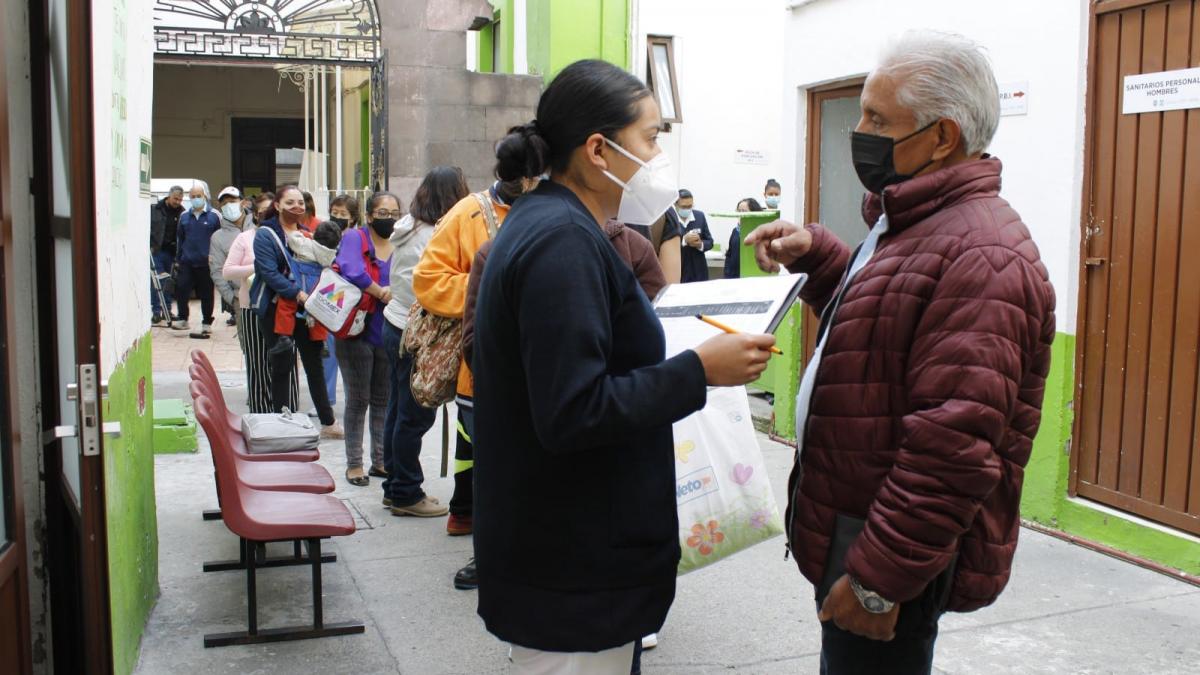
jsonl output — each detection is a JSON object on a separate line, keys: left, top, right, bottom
{"left": 103, "top": 334, "right": 159, "bottom": 675}
{"left": 482, "top": 0, "right": 511, "bottom": 74}
{"left": 526, "top": 0, "right": 630, "bottom": 80}
{"left": 1021, "top": 334, "right": 1200, "bottom": 575}
{"left": 477, "top": 18, "right": 496, "bottom": 73}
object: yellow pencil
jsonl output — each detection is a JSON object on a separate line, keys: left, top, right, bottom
{"left": 694, "top": 314, "right": 783, "bottom": 355}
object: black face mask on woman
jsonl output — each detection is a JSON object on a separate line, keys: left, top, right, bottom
{"left": 850, "top": 120, "right": 938, "bottom": 194}
{"left": 330, "top": 216, "right": 350, "bottom": 231}
{"left": 369, "top": 218, "right": 396, "bottom": 239}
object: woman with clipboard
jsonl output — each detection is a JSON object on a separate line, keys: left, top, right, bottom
{"left": 469, "top": 60, "right": 777, "bottom": 673}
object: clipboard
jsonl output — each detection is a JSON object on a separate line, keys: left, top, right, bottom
{"left": 653, "top": 273, "right": 807, "bottom": 357}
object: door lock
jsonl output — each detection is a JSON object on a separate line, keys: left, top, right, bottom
{"left": 59, "top": 364, "right": 107, "bottom": 456}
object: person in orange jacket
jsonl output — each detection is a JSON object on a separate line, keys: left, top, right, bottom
{"left": 412, "top": 171, "right": 539, "bottom": 588}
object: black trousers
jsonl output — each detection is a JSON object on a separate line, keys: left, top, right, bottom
{"left": 819, "top": 619, "right": 938, "bottom": 675}
{"left": 175, "top": 263, "right": 214, "bottom": 324}
{"left": 449, "top": 403, "right": 474, "bottom": 517}
{"left": 259, "top": 309, "right": 334, "bottom": 426}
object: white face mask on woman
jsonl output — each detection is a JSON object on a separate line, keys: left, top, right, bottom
{"left": 600, "top": 138, "right": 678, "bottom": 226}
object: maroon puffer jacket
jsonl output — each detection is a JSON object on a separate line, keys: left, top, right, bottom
{"left": 786, "top": 157, "right": 1055, "bottom": 612}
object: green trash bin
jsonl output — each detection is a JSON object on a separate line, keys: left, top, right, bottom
{"left": 708, "top": 210, "right": 801, "bottom": 440}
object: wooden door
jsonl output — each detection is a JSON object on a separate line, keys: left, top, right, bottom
{"left": 30, "top": 0, "right": 115, "bottom": 669}
{"left": 803, "top": 82, "right": 865, "bottom": 362}
{"left": 0, "top": 19, "right": 35, "bottom": 673}
{"left": 1073, "top": 0, "right": 1200, "bottom": 536}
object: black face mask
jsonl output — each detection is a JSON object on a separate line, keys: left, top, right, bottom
{"left": 369, "top": 218, "right": 396, "bottom": 239}
{"left": 330, "top": 216, "right": 350, "bottom": 231}
{"left": 850, "top": 121, "right": 938, "bottom": 194}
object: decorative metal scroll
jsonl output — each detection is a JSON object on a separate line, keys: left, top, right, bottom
{"left": 369, "top": 50, "right": 388, "bottom": 191}
{"left": 153, "top": 0, "right": 381, "bottom": 64}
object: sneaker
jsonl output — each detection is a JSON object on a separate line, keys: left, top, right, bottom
{"left": 226, "top": 316, "right": 237, "bottom": 327}
{"left": 446, "top": 514, "right": 473, "bottom": 536}
{"left": 151, "top": 314, "right": 168, "bottom": 327}
{"left": 307, "top": 408, "right": 319, "bottom": 418}
{"left": 389, "top": 496, "right": 449, "bottom": 518}
{"left": 320, "top": 422, "right": 345, "bottom": 440}
{"left": 171, "top": 320, "right": 189, "bottom": 331}
{"left": 201, "top": 323, "right": 213, "bottom": 335}
{"left": 381, "top": 496, "right": 393, "bottom": 508}
{"left": 641, "top": 633, "right": 658, "bottom": 650}
{"left": 453, "top": 558, "right": 478, "bottom": 590}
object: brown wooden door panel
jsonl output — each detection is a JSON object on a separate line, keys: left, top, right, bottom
{"left": 1076, "top": 0, "right": 1200, "bottom": 535}
{"left": 1117, "top": 1, "right": 1166, "bottom": 497}
{"left": 1077, "top": 13, "right": 1121, "bottom": 488}
{"left": 1094, "top": 7, "right": 1144, "bottom": 492}
{"left": 1140, "top": 0, "right": 1193, "bottom": 505}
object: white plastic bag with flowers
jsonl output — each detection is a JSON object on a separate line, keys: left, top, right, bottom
{"left": 672, "top": 386, "right": 784, "bottom": 575}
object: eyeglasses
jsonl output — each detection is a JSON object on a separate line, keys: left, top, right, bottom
{"left": 372, "top": 210, "right": 402, "bottom": 219}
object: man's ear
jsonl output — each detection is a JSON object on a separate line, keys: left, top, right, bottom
{"left": 931, "top": 118, "right": 963, "bottom": 161}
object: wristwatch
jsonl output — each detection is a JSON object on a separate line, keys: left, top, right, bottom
{"left": 849, "top": 577, "right": 895, "bottom": 614}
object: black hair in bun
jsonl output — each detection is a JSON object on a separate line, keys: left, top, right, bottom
{"left": 494, "top": 122, "right": 551, "bottom": 182}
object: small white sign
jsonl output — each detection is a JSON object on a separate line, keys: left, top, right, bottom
{"left": 1123, "top": 67, "right": 1200, "bottom": 114}
{"left": 999, "top": 82, "right": 1029, "bottom": 116}
{"left": 733, "top": 148, "right": 769, "bottom": 166}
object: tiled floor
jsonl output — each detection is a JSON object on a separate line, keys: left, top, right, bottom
{"left": 151, "top": 300, "right": 247, "bottom": 373}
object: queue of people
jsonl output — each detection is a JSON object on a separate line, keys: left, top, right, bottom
{"left": 161, "top": 27, "right": 1054, "bottom": 675}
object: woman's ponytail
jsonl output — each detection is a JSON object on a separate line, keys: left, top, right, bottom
{"left": 494, "top": 121, "right": 551, "bottom": 182}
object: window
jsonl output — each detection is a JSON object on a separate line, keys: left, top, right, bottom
{"left": 646, "top": 36, "right": 682, "bottom": 123}
{"left": 492, "top": 18, "right": 501, "bottom": 73}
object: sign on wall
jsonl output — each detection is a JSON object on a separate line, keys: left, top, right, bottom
{"left": 999, "top": 82, "right": 1029, "bottom": 117}
{"left": 733, "top": 148, "right": 769, "bottom": 166}
{"left": 139, "top": 138, "right": 152, "bottom": 197}
{"left": 1123, "top": 67, "right": 1200, "bottom": 114}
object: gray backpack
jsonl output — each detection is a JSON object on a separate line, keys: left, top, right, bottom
{"left": 240, "top": 409, "right": 319, "bottom": 454}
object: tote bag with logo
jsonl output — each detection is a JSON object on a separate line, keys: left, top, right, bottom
{"left": 673, "top": 386, "right": 784, "bottom": 575}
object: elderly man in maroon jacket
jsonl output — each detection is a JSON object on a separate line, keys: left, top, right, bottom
{"left": 747, "top": 30, "right": 1056, "bottom": 673}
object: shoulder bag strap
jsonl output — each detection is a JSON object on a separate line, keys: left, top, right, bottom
{"left": 266, "top": 226, "right": 294, "bottom": 279}
{"left": 473, "top": 191, "right": 500, "bottom": 240}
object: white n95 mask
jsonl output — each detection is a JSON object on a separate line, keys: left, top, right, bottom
{"left": 600, "top": 138, "right": 678, "bottom": 226}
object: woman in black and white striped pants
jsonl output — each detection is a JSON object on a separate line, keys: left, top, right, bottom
{"left": 223, "top": 223, "right": 298, "bottom": 412}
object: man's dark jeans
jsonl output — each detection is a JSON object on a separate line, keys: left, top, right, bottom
{"left": 819, "top": 619, "right": 938, "bottom": 675}
{"left": 381, "top": 321, "right": 437, "bottom": 507}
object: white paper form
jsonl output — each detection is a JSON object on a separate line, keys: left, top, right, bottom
{"left": 654, "top": 273, "right": 807, "bottom": 357}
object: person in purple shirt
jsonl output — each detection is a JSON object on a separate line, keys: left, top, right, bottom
{"left": 333, "top": 191, "right": 396, "bottom": 486}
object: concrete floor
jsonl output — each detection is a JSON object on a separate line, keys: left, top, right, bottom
{"left": 135, "top": 369, "right": 1200, "bottom": 675}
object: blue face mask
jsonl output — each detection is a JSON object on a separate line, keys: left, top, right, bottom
{"left": 678, "top": 208, "right": 693, "bottom": 220}
{"left": 190, "top": 196, "right": 207, "bottom": 210}
{"left": 765, "top": 196, "right": 780, "bottom": 209}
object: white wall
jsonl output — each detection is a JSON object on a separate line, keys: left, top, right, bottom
{"left": 93, "top": 0, "right": 156, "bottom": 373}
{"left": 782, "top": 0, "right": 1089, "bottom": 333}
{"left": 634, "top": 0, "right": 786, "bottom": 248}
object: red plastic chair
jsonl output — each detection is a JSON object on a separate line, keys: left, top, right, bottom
{"left": 187, "top": 380, "right": 332, "bottom": 494}
{"left": 187, "top": 363, "right": 318, "bottom": 463}
{"left": 188, "top": 378, "right": 338, "bottom": 570}
{"left": 194, "top": 394, "right": 362, "bottom": 647}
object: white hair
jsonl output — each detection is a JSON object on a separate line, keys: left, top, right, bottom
{"left": 190, "top": 179, "right": 211, "bottom": 200}
{"left": 875, "top": 30, "right": 1000, "bottom": 156}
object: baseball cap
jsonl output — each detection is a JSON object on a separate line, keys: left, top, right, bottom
{"left": 217, "top": 186, "right": 241, "bottom": 200}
